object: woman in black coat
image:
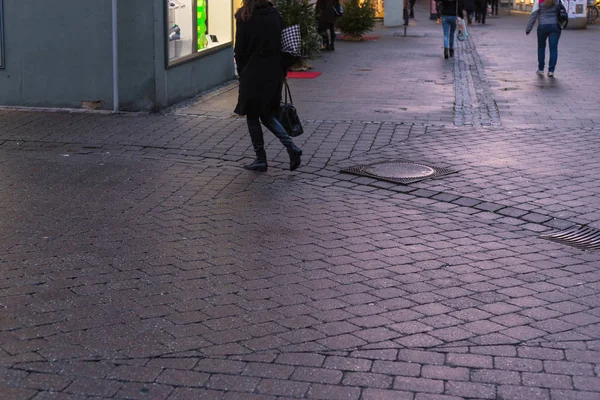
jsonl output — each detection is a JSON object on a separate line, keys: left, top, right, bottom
{"left": 234, "top": 0, "right": 302, "bottom": 172}
{"left": 317, "top": 0, "right": 340, "bottom": 51}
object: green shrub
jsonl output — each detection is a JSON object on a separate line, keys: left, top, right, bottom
{"left": 275, "top": 0, "right": 321, "bottom": 57}
{"left": 338, "top": 0, "right": 376, "bottom": 38}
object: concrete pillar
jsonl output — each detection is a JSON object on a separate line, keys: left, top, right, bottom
{"left": 384, "top": 0, "right": 405, "bottom": 26}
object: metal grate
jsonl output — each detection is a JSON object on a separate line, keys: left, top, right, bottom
{"left": 541, "top": 225, "right": 600, "bottom": 251}
{"left": 340, "top": 160, "right": 456, "bottom": 185}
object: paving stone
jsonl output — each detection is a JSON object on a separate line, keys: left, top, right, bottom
{"left": 497, "top": 385, "right": 550, "bottom": 400}
{"left": 1, "top": 7, "right": 600, "bottom": 400}
{"left": 291, "top": 367, "right": 343, "bottom": 384}
{"left": 362, "top": 388, "right": 414, "bottom": 400}
{"left": 445, "top": 381, "right": 496, "bottom": 399}
{"left": 323, "top": 356, "right": 372, "bottom": 372}
{"left": 307, "top": 383, "right": 361, "bottom": 400}
{"left": 393, "top": 377, "right": 444, "bottom": 394}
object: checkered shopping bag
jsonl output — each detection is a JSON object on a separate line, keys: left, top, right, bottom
{"left": 281, "top": 24, "right": 301, "bottom": 57}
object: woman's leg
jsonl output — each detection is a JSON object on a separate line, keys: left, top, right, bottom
{"left": 449, "top": 17, "right": 457, "bottom": 50}
{"left": 442, "top": 16, "right": 451, "bottom": 50}
{"left": 548, "top": 28, "right": 561, "bottom": 73}
{"left": 245, "top": 115, "right": 268, "bottom": 171}
{"left": 260, "top": 115, "right": 303, "bottom": 171}
{"left": 328, "top": 23, "right": 336, "bottom": 50}
{"left": 537, "top": 27, "right": 548, "bottom": 72}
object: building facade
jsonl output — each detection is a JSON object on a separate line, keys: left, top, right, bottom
{"left": 0, "top": 0, "right": 237, "bottom": 112}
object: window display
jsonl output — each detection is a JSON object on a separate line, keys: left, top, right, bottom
{"left": 0, "top": 0, "right": 4, "bottom": 69}
{"left": 167, "top": 0, "right": 232, "bottom": 65}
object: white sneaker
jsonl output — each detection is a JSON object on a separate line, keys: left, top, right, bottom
{"left": 547, "top": 71, "right": 554, "bottom": 77}
{"left": 536, "top": 70, "right": 544, "bottom": 76}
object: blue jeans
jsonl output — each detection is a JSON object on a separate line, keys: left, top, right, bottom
{"left": 537, "top": 24, "right": 561, "bottom": 72}
{"left": 442, "top": 16, "right": 457, "bottom": 49}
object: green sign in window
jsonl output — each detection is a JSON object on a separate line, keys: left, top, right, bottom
{"left": 197, "top": 0, "right": 207, "bottom": 50}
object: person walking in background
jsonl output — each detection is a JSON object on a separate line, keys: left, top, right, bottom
{"left": 436, "top": 0, "right": 464, "bottom": 59}
{"left": 490, "top": 0, "right": 499, "bottom": 15}
{"left": 526, "top": 0, "right": 562, "bottom": 77}
{"left": 464, "top": 0, "right": 476, "bottom": 24}
{"left": 317, "top": 0, "right": 339, "bottom": 51}
{"left": 234, "top": 0, "right": 303, "bottom": 172}
{"left": 475, "top": 0, "right": 487, "bottom": 23}
{"left": 409, "top": 0, "right": 417, "bottom": 18}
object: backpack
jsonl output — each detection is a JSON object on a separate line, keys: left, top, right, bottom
{"left": 557, "top": 0, "right": 569, "bottom": 29}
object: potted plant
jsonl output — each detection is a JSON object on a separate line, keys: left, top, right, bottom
{"left": 338, "top": 0, "right": 376, "bottom": 41}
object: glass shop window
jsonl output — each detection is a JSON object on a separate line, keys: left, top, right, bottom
{"left": 167, "top": 0, "right": 233, "bottom": 65}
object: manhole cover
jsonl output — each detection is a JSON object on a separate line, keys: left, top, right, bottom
{"left": 341, "top": 160, "right": 456, "bottom": 184}
{"left": 541, "top": 225, "right": 600, "bottom": 251}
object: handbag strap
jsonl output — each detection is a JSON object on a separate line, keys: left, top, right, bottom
{"left": 284, "top": 80, "right": 294, "bottom": 105}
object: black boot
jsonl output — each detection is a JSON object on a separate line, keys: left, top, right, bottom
{"left": 444, "top": 48, "right": 449, "bottom": 59}
{"left": 245, "top": 117, "right": 268, "bottom": 172}
{"left": 262, "top": 116, "right": 303, "bottom": 171}
{"left": 287, "top": 144, "right": 303, "bottom": 172}
{"left": 244, "top": 158, "right": 268, "bottom": 172}
{"left": 449, "top": 48, "right": 454, "bottom": 57}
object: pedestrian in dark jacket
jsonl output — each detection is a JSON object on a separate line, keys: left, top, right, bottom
{"left": 234, "top": 0, "right": 302, "bottom": 172}
{"left": 436, "top": 0, "right": 464, "bottom": 59}
{"left": 463, "top": 0, "right": 475, "bottom": 23}
{"left": 317, "top": 0, "right": 340, "bottom": 51}
{"left": 409, "top": 0, "right": 417, "bottom": 18}
{"left": 490, "top": 0, "right": 499, "bottom": 15}
{"left": 475, "top": 0, "right": 487, "bottom": 23}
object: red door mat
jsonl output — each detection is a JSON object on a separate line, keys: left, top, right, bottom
{"left": 287, "top": 71, "right": 322, "bottom": 79}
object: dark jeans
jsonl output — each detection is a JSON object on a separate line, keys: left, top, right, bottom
{"left": 491, "top": 0, "right": 498, "bottom": 15}
{"left": 537, "top": 24, "right": 561, "bottom": 72}
{"left": 466, "top": 9, "right": 474, "bottom": 23}
{"left": 247, "top": 114, "right": 295, "bottom": 160}
{"left": 319, "top": 23, "right": 335, "bottom": 49}
{"left": 476, "top": 4, "right": 486, "bottom": 23}
{"left": 409, "top": 0, "right": 416, "bottom": 17}
{"left": 442, "top": 16, "right": 457, "bottom": 49}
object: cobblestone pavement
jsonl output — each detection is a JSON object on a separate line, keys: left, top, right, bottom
{"left": 1, "top": 3, "right": 600, "bottom": 400}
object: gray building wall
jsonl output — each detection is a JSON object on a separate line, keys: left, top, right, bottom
{"left": 0, "top": 0, "right": 114, "bottom": 109}
{"left": 0, "top": 1, "right": 235, "bottom": 112}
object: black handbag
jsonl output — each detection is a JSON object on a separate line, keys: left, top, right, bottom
{"left": 557, "top": 0, "right": 569, "bottom": 29}
{"left": 278, "top": 80, "right": 303, "bottom": 137}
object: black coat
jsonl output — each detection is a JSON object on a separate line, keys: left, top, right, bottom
{"left": 317, "top": 0, "right": 338, "bottom": 24}
{"left": 437, "top": 0, "right": 464, "bottom": 15}
{"left": 234, "top": 4, "right": 285, "bottom": 117}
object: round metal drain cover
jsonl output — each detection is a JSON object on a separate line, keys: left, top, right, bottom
{"left": 364, "top": 162, "right": 435, "bottom": 179}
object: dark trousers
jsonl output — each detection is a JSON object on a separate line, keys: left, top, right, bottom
{"left": 537, "top": 24, "right": 561, "bottom": 72}
{"left": 491, "top": 0, "right": 498, "bottom": 15}
{"left": 319, "top": 23, "right": 336, "bottom": 49}
{"left": 466, "top": 9, "right": 474, "bottom": 23}
{"left": 476, "top": 3, "right": 487, "bottom": 23}
{"left": 247, "top": 114, "right": 296, "bottom": 160}
{"left": 409, "top": 0, "right": 416, "bottom": 17}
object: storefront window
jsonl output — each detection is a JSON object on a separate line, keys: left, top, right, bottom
{"left": 167, "top": 0, "right": 233, "bottom": 65}
{"left": 0, "top": 0, "right": 5, "bottom": 69}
